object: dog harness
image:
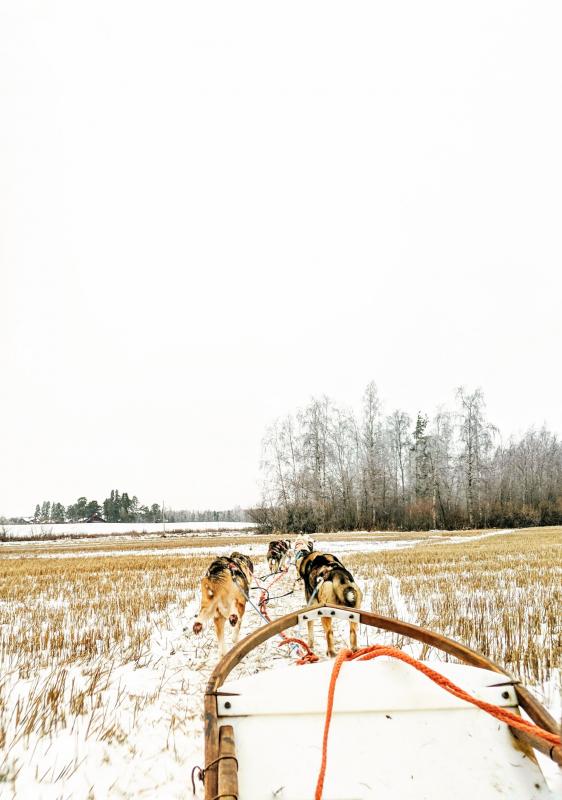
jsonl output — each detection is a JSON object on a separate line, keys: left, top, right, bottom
{"left": 227, "top": 560, "right": 245, "bottom": 578}
{"left": 312, "top": 563, "right": 354, "bottom": 585}
{"left": 226, "top": 560, "right": 249, "bottom": 594}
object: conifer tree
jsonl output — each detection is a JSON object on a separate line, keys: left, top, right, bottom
{"left": 412, "top": 413, "right": 431, "bottom": 498}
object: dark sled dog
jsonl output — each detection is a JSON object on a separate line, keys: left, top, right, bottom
{"left": 266, "top": 539, "right": 291, "bottom": 573}
{"left": 192, "top": 552, "right": 253, "bottom": 657}
{"left": 297, "top": 551, "right": 362, "bottom": 657}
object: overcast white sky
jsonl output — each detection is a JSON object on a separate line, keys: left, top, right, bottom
{"left": 1, "top": 2, "right": 561, "bottom": 516}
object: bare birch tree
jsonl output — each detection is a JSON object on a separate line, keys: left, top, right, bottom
{"left": 253, "top": 383, "right": 562, "bottom": 532}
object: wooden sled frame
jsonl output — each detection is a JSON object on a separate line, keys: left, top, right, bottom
{"left": 203, "top": 604, "right": 561, "bottom": 799}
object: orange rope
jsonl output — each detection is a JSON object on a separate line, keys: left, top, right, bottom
{"left": 265, "top": 568, "right": 289, "bottom": 590}
{"left": 278, "top": 637, "right": 319, "bottom": 665}
{"left": 315, "top": 644, "right": 561, "bottom": 800}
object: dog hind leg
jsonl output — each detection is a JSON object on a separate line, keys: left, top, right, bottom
{"left": 193, "top": 594, "right": 216, "bottom": 634}
{"left": 321, "top": 617, "right": 336, "bottom": 657}
{"left": 231, "top": 600, "right": 245, "bottom": 644}
{"left": 214, "top": 614, "right": 226, "bottom": 657}
{"left": 307, "top": 618, "right": 316, "bottom": 650}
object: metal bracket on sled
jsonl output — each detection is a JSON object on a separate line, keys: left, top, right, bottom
{"left": 298, "top": 606, "right": 360, "bottom": 625}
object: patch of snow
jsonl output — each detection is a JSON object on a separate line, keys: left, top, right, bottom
{"left": 0, "top": 537, "right": 424, "bottom": 561}
{"left": 436, "top": 528, "right": 514, "bottom": 545}
{"left": 315, "top": 538, "right": 424, "bottom": 554}
{"left": 1, "top": 521, "right": 257, "bottom": 539}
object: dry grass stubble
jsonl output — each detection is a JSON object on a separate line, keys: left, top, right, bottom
{"left": 0, "top": 526, "right": 559, "bottom": 793}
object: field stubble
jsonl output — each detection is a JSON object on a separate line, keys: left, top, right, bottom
{"left": 0, "top": 527, "right": 560, "bottom": 797}
{"left": 348, "top": 528, "right": 561, "bottom": 689}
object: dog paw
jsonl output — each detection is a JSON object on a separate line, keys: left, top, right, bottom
{"left": 193, "top": 622, "right": 203, "bottom": 635}
{"left": 229, "top": 614, "right": 238, "bottom": 627}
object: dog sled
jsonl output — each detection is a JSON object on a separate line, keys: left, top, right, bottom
{"left": 200, "top": 605, "right": 561, "bottom": 800}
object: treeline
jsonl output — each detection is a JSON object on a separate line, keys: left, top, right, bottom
{"left": 32, "top": 491, "right": 163, "bottom": 523}
{"left": 165, "top": 507, "right": 248, "bottom": 523}
{"left": 26, "top": 493, "right": 249, "bottom": 525}
{"left": 251, "top": 383, "right": 562, "bottom": 532}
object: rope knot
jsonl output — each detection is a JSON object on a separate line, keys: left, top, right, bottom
{"left": 278, "top": 636, "right": 320, "bottom": 664}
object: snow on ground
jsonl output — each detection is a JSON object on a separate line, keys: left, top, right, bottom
{"left": 1, "top": 529, "right": 559, "bottom": 799}
{"left": 0, "top": 545, "right": 262, "bottom": 561}
{"left": 431, "top": 528, "right": 514, "bottom": 544}
{"left": 313, "top": 538, "right": 424, "bottom": 554}
{"left": 0, "top": 537, "right": 426, "bottom": 561}
{"left": 1, "top": 521, "right": 256, "bottom": 540}
{"left": 0, "top": 565, "right": 346, "bottom": 799}
{"left": 1, "top": 593, "right": 207, "bottom": 799}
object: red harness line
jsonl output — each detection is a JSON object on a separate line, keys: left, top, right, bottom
{"left": 254, "top": 569, "right": 318, "bottom": 664}
{"left": 314, "top": 644, "right": 562, "bottom": 800}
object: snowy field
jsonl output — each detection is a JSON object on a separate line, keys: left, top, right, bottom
{"left": 0, "top": 521, "right": 256, "bottom": 540}
{"left": 0, "top": 537, "right": 425, "bottom": 561}
{"left": 0, "top": 527, "right": 560, "bottom": 798}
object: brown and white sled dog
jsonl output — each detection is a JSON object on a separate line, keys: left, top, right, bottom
{"left": 192, "top": 552, "right": 253, "bottom": 657}
{"left": 266, "top": 539, "right": 291, "bottom": 573}
{"left": 297, "top": 551, "right": 362, "bottom": 657}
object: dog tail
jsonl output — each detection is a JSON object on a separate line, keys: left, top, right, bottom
{"left": 343, "top": 586, "right": 357, "bottom": 606}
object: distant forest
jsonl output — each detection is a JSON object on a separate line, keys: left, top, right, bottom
{"left": 2, "top": 492, "right": 248, "bottom": 525}
{"left": 250, "top": 384, "right": 562, "bottom": 532}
